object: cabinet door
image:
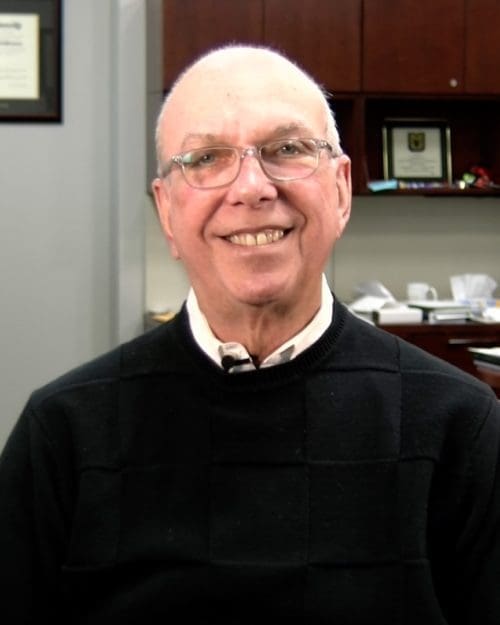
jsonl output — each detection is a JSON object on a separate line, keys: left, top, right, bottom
{"left": 163, "top": 0, "right": 263, "bottom": 89}
{"left": 264, "top": 0, "right": 362, "bottom": 91}
{"left": 465, "top": 0, "right": 500, "bottom": 94}
{"left": 363, "top": 0, "right": 465, "bottom": 94}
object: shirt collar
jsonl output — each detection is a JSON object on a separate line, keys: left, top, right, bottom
{"left": 186, "top": 275, "right": 333, "bottom": 372}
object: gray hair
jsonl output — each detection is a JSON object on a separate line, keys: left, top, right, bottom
{"left": 154, "top": 45, "right": 342, "bottom": 177}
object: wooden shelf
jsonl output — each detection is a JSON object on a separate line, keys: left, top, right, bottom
{"left": 361, "top": 186, "right": 500, "bottom": 198}
{"left": 331, "top": 96, "right": 500, "bottom": 195}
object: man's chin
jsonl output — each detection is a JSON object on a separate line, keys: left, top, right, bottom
{"left": 228, "top": 279, "right": 294, "bottom": 310}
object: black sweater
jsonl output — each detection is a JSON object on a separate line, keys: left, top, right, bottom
{"left": 1, "top": 301, "right": 499, "bottom": 624}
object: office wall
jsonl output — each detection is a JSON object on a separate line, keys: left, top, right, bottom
{"left": 0, "top": 0, "right": 148, "bottom": 450}
{"left": 333, "top": 195, "right": 500, "bottom": 302}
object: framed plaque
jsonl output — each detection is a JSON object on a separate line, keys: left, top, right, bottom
{"left": 0, "top": 0, "right": 61, "bottom": 121}
{"left": 383, "top": 118, "right": 452, "bottom": 183}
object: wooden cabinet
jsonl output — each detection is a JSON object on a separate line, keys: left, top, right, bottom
{"left": 363, "top": 0, "right": 500, "bottom": 95}
{"left": 382, "top": 322, "right": 500, "bottom": 388}
{"left": 264, "top": 0, "right": 361, "bottom": 92}
{"left": 386, "top": 322, "right": 500, "bottom": 398}
{"left": 358, "top": 0, "right": 500, "bottom": 192}
{"left": 163, "top": 0, "right": 263, "bottom": 88}
{"left": 163, "top": 0, "right": 361, "bottom": 91}
{"left": 363, "top": 0, "right": 464, "bottom": 94}
{"left": 465, "top": 0, "right": 500, "bottom": 95}
{"left": 161, "top": 0, "right": 500, "bottom": 195}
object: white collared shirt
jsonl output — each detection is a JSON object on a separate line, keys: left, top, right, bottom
{"left": 186, "top": 275, "right": 333, "bottom": 372}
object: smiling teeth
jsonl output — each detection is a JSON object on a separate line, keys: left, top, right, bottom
{"left": 228, "top": 229, "right": 285, "bottom": 247}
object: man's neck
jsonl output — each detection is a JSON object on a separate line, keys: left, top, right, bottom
{"left": 208, "top": 304, "right": 319, "bottom": 363}
{"left": 190, "top": 277, "right": 330, "bottom": 364}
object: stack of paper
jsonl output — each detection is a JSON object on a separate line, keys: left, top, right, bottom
{"left": 407, "top": 300, "right": 472, "bottom": 322}
{"left": 349, "top": 295, "right": 423, "bottom": 324}
{"left": 375, "top": 306, "right": 423, "bottom": 324}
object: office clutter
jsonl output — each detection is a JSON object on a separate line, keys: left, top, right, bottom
{"left": 460, "top": 165, "right": 498, "bottom": 191}
{"left": 350, "top": 275, "right": 499, "bottom": 325}
{"left": 406, "top": 282, "right": 438, "bottom": 301}
{"left": 450, "top": 273, "right": 497, "bottom": 303}
{"left": 349, "top": 280, "right": 423, "bottom": 324}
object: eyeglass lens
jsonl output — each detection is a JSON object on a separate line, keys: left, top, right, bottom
{"left": 180, "top": 139, "right": 323, "bottom": 188}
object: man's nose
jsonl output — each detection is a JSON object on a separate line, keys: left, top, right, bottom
{"left": 237, "top": 147, "right": 267, "bottom": 179}
{"left": 225, "top": 151, "right": 278, "bottom": 206}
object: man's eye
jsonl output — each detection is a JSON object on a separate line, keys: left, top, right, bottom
{"left": 182, "top": 150, "right": 218, "bottom": 168}
{"left": 266, "top": 140, "right": 313, "bottom": 159}
{"left": 279, "top": 142, "right": 301, "bottom": 156}
{"left": 277, "top": 141, "right": 302, "bottom": 156}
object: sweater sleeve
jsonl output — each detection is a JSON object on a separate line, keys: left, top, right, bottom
{"left": 431, "top": 394, "right": 500, "bottom": 624}
{"left": 461, "top": 396, "right": 500, "bottom": 623}
{"left": 0, "top": 401, "right": 71, "bottom": 623}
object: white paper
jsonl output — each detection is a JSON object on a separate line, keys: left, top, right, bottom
{"left": 0, "top": 14, "right": 40, "bottom": 100}
{"left": 450, "top": 274, "right": 497, "bottom": 301}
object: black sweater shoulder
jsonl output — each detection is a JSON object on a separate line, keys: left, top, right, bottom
{"left": 29, "top": 313, "right": 183, "bottom": 408}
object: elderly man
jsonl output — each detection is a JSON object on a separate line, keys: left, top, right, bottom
{"left": 152, "top": 46, "right": 350, "bottom": 369}
{"left": 1, "top": 45, "right": 499, "bottom": 624}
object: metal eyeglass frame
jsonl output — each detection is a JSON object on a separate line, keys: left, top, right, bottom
{"left": 160, "top": 138, "right": 337, "bottom": 189}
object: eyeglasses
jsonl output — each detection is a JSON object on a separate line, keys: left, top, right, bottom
{"left": 160, "top": 138, "right": 338, "bottom": 189}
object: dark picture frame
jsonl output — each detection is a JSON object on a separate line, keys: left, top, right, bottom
{"left": 382, "top": 118, "right": 452, "bottom": 183}
{"left": 0, "top": 0, "right": 62, "bottom": 122}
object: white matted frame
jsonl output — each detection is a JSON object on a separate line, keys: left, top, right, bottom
{"left": 0, "top": 0, "right": 62, "bottom": 121}
{"left": 383, "top": 118, "right": 452, "bottom": 183}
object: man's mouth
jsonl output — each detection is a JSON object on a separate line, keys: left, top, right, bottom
{"left": 225, "top": 228, "right": 286, "bottom": 247}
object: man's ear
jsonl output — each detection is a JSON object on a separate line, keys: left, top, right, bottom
{"left": 334, "top": 154, "right": 352, "bottom": 239}
{"left": 151, "top": 178, "right": 181, "bottom": 259}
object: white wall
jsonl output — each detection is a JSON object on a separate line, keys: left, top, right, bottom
{"left": 332, "top": 195, "right": 500, "bottom": 302}
{"left": 0, "top": 0, "right": 148, "bottom": 450}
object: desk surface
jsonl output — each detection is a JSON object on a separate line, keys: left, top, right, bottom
{"left": 380, "top": 320, "right": 500, "bottom": 331}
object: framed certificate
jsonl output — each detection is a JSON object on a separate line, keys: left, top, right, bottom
{"left": 0, "top": 0, "right": 61, "bottom": 121}
{"left": 383, "top": 118, "right": 452, "bottom": 183}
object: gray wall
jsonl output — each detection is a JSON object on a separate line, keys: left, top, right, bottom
{"left": 0, "top": 0, "right": 149, "bottom": 449}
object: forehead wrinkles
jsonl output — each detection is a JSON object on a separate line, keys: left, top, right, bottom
{"left": 160, "top": 54, "right": 326, "bottom": 155}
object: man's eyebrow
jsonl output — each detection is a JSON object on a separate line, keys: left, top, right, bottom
{"left": 270, "top": 122, "right": 312, "bottom": 137}
{"left": 177, "top": 123, "right": 314, "bottom": 151}
{"left": 179, "top": 133, "right": 220, "bottom": 150}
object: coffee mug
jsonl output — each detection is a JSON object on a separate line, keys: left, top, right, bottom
{"left": 407, "top": 282, "right": 438, "bottom": 301}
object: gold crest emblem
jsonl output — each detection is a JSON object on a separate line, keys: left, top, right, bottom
{"left": 408, "top": 132, "right": 425, "bottom": 152}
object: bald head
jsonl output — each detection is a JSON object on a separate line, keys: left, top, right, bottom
{"left": 154, "top": 45, "right": 341, "bottom": 175}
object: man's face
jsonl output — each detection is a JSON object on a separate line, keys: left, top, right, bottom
{"left": 152, "top": 52, "right": 351, "bottom": 318}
